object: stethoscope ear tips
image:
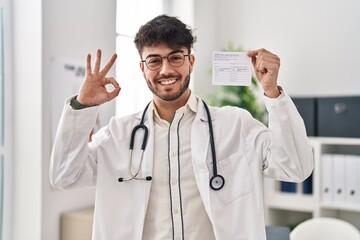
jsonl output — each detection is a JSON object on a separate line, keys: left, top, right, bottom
{"left": 210, "top": 175, "right": 225, "bottom": 191}
{"left": 117, "top": 176, "right": 152, "bottom": 182}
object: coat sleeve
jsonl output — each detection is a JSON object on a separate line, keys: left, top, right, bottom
{"left": 246, "top": 91, "right": 314, "bottom": 182}
{"left": 49, "top": 97, "right": 101, "bottom": 189}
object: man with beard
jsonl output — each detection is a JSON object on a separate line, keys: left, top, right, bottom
{"left": 50, "top": 15, "right": 313, "bottom": 240}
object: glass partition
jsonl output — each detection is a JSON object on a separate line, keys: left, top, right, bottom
{"left": 115, "top": 0, "right": 163, "bottom": 117}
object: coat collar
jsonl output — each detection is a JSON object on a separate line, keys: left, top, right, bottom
{"left": 195, "top": 96, "right": 216, "bottom": 123}
{"left": 133, "top": 91, "right": 216, "bottom": 123}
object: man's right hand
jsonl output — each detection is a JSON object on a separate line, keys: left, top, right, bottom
{"left": 77, "top": 49, "right": 120, "bottom": 107}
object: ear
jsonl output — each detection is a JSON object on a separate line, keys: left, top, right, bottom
{"left": 139, "top": 61, "right": 145, "bottom": 73}
{"left": 189, "top": 54, "right": 195, "bottom": 73}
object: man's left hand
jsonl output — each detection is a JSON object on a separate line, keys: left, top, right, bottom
{"left": 248, "top": 48, "right": 281, "bottom": 98}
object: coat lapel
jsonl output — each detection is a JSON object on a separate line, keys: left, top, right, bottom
{"left": 191, "top": 98, "right": 214, "bottom": 215}
{"left": 141, "top": 108, "right": 154, "bottom": 212}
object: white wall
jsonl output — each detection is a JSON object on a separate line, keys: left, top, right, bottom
{"left": 11, "top": 0, "right": 116, "bottom": 239}
{"left": 193, "top": 0, "right": 221, "bottom": 99}
{"left": 42, "top": 0, "right": 116, "bottom": 239}
{"left": 193, "top": 0, "right": 360, "bottom": 98}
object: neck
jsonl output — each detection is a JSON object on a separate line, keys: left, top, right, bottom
{"left": 153, "top": 90, "right": 191, "bottom": 123}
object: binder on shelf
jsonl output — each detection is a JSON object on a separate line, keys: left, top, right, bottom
{"left": 345, "top": 155, "right": 360, "bottom": 205}
{"left": 302, "top": 173, "right": 313, "bottom": 194}
{"left": 332, "top": 154, "right": 346, "bottom": 204}
{"left": 321, "top": 154, "right": 334, "bottom": 203}
{"left": 280, "top": 181, "right": 297, "bottom": 193}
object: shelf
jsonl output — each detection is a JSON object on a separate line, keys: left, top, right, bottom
{"left": 265, "top": 137, "right": 360, "bottom": 229}
{"left": 321, "top": 203, "right": 360, "bottom": 213}
{"left": 266, "top": 192, "right": 317, "bottom": 212}
{"left": 309, "top": 137, "right": 360, "bottom": 145}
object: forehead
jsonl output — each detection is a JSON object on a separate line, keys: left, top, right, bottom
{"left": 141, "top": 44, "right": 187, "bottom": 58}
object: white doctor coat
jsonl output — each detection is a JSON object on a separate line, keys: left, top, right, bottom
{"left": 50, "top": 92, "right": 314, "bottom": 240}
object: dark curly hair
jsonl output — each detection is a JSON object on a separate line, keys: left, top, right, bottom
{"left": 134, "top": 15, "right": 196, "bottom": 57}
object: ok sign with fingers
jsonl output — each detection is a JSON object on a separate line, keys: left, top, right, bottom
{"left": 77, "top": 49, "right": 121, "bottom": 107}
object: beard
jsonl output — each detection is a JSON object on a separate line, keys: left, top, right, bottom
{"left": 145, "top": 72, "right": 191, "bottom": 101}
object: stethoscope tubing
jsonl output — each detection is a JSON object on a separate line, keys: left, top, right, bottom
{"left": 201, "top": 100, "right": 218, "bottom": 176}
{"left": 118, "top": 100, "right": 225, "bottom": 190}
{"left": 129, "top": 102, "right": 151, "bottom": 150}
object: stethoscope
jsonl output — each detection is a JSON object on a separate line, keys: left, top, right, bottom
{"left": 118, "top": 100, "right": 225, "bottom": 191}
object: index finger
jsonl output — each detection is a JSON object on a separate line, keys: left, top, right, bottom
{"left": 247, "top": 50, "right": 259, "bottom": 68}
{"left": 247, "top": 49, "right": 259, "bottom": 58}
{"left": 86, "top": 53, "right": 92, "bottom": 75}
{"left": 100, "top": 53, "right": 118, "bottom": 75}
{"left": 248, "top": 48, "right": 269, "bottom": 69}
{"left": 248, "top": 48, "right": 271, "bottom": 55}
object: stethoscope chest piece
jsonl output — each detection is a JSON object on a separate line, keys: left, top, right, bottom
{"left": 210, "top": 174, "right": 225, "bottom": 191}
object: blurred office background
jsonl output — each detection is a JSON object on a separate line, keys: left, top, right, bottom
{"left": 0, "top": 0, "right": 359, "bottom": 239}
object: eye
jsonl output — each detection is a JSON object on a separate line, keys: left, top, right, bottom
{"left": 169, "top": 54, "right": 183, "bottom": 62}
{"left": 147, "top": 57, "right": 161, "bottom": 64}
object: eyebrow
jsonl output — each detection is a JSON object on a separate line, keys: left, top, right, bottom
{"left": 144, "top": 49, "right": 185, "bottom": 59}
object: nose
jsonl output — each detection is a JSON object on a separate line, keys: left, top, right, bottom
{"left": 159, "top": 57, "right": 175, "bottom": 75}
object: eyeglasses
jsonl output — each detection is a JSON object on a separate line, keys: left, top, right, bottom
{"left": 142, "top": 52, "right": 189, "bottom": 71}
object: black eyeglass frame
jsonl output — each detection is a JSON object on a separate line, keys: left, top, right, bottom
{"left": 141, "top": 52, "right": 190, "bottom": 71}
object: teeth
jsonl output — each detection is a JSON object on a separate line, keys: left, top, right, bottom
{"left": 160, "top": 79, "right": 177, "bottom": 85}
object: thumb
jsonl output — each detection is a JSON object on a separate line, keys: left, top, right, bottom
{"left": 107, "top": 86, "right": 121, "bottom": 101}
{"left": 105, "top": 77, "right": 121, "bottom": 101}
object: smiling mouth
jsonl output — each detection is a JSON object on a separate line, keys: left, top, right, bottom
{"left": 159, "top": 78, "right": 177, "bottom": 85}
